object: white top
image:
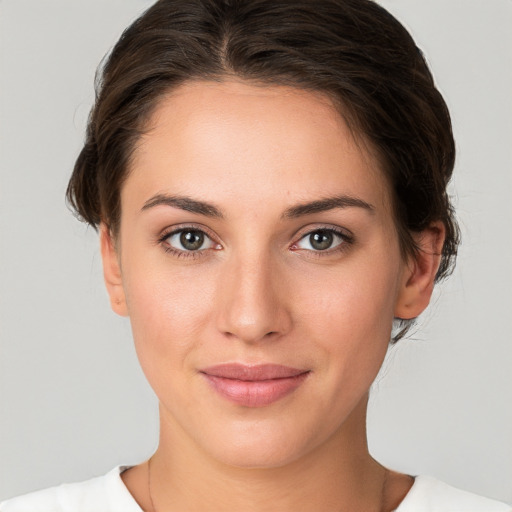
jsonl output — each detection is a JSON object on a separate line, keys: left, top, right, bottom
{"left": 1, "top": 466, "right": 510, "bottom": 512}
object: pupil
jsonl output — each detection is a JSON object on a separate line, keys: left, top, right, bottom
{"left": 310, "top": 231, "right": 333, "bottom": 250}
{"left": 180, "top": 231, "right": 204, "bottom": 250}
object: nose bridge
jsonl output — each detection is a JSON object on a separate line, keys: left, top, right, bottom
{"left": 217, "top": 246, "right": 291, "bottom": 343}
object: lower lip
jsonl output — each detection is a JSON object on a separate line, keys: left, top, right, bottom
{"left": 202, "top": 373, "right": 309, "bottom": 408}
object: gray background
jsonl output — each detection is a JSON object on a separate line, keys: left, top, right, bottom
{"left": 1, "top": 0, "right": 511, "bottom": 504}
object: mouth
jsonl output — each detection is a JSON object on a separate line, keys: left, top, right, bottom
{"left": 200, "top": 363, "right": 310, "bottom": 408}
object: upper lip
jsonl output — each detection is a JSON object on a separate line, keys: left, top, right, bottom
{"left": 200, "top": 363, "right": 309, "bottom": 381}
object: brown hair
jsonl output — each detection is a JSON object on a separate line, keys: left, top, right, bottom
{"left": 67, "top": 0, "right": 459, "bottom": 337}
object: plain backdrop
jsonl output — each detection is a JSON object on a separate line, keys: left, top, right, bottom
{"left": 1, "top": 0, "right": 511, "bottom": 504}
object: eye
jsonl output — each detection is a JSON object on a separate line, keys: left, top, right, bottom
{"left": 165, "top": 229, "right": 217, "bottom": 252}
{"left": 294, "top": 229, "right": 348, "bottom": 252}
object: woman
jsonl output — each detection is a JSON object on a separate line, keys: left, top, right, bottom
{"left": 1, "top": 0, "right": 510, "bottom": 510}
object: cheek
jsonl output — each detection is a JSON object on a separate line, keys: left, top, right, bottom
{"left": 298, "top": 255, "right": 399, "bottom": 336}
{"left": 121, "top": 255, "right": 218, "bottom": 378}
{"left": 295, "top": 254, "right": 400, "bottom": 380}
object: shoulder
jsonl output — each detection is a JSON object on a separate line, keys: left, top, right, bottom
{"left": 396, "top": 475, "right": 511, "bottom": 512}
{"left": 0, "top": 467, "right": 141, "bottom": 512}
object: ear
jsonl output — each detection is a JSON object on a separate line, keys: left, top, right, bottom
{"left": 394, "top": 221, "right": 445, "bottom": 320}
{"left": 100, "top": 224, "right": 128, "bottom": 317}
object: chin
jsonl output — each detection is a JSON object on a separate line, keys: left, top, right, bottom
{"left": 209, "top": 440, "right": 307, "bottom": 470}
{"left": 194, "top": 414, "right": 330, "bottom": 470}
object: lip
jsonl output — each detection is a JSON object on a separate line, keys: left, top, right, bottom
{"left": 200, "top": 364, "right": 310, "bottom": 408}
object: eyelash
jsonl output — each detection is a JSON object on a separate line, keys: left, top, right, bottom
{"left": 157, "top": 225, "right": 220, "bottom": 260}
{"left": 157, "top": 225, "right": 354, "bottom": 260}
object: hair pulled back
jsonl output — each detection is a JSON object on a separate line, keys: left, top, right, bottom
{"left": 67, "top": 0, "right": 459, "bottom": 305}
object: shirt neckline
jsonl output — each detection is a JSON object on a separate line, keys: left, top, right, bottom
{"left": 113, "top": 466, "right": 421, "bottom": 511}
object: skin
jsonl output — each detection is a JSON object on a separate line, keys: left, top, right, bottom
{"left": 101, "top": 80, "right": 444, "bottom": 511}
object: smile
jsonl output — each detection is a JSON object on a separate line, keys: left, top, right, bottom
{"left": 200, "top": 364, "right": 310, "bottom": 408}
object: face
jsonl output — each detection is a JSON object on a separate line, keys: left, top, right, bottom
{"left": 104, "top": 80, "right": 419, "bottom": 469}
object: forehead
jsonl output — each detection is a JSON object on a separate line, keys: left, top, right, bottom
{"left": 126, "top": 80, "right": 391, "bottom": 214}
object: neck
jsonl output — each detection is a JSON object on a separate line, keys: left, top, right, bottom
{"left": 147, "top": 395, "right": 391, "bottom": 512}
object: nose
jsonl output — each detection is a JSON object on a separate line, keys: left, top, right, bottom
{"left": 215, "top": 251, "right": 292, "bottom": 344}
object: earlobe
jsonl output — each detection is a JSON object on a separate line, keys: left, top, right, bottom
{"left": 100, "top": 224, "right": 128, "bottom": 317}
{"left": 394, "top": 222, "right": 445, "bottom": 320}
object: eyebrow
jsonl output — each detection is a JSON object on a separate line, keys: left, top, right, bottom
{"left": 141, "top": 193, "right": 374, "bottom": 219}
{"left": 141, "top": 194, "right": 224, "bottom": 218}
{"left": 283, "top": 195, "right": 375, "bottom": 218}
